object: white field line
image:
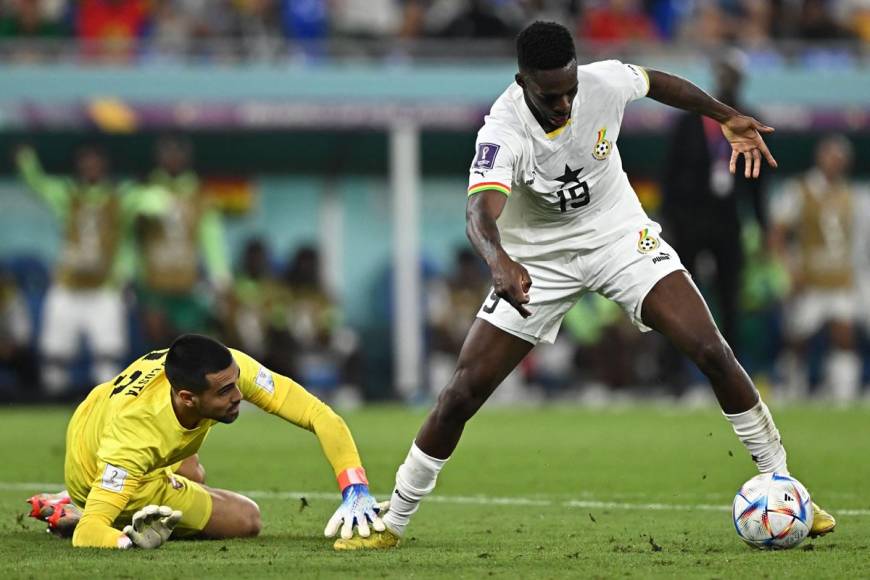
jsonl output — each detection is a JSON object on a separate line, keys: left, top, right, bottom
{"left": 6, "top": 481, "right": 870, "bottom": 516}
{"left": 3, "top": 482, "right": 868, "bottom": 517}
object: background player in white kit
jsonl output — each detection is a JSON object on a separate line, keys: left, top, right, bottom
{"left": 336, "top": 21, "right": 836, "bottom": 550}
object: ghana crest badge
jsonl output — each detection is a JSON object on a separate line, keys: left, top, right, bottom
{"left": 592, "top": 128, "right": 612, "bottom": 160}
{"left": 637, "top": 228, "right": 660, "bottom": 253}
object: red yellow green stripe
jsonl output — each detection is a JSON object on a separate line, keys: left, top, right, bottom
{"left": 468, "top": 181, "right": 511, "bottom": 197}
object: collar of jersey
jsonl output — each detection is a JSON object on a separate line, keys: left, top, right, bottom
{"left": 516, "top": 82, "right": 582, "bottom": 142}
{"left": 544, "top": 118, "right": 572, "bottom": 139}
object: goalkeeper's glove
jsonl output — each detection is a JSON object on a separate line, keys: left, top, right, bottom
{"left": 120, "top": 505, "right": 182, "bottom": 549}
{"left": 324, "top": 483, "right": 388, "bottom": 540}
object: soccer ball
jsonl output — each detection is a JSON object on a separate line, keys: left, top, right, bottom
{"left": 732, "top": 473, "right": 813, "bottom": 550}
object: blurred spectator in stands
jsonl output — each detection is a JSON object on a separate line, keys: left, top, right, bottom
{"left": 127, "top": 135, "right": 230, "bottom": 349}
{"left": 14, "top": 144, "right": 127, "bottom": 397}
{"left": 737, "top": 222, "right": 790, "bottom": 383}
{"left": 645, "top": 0, "right": 687, "bottom": 40}
{"left": 0, "top": 0, "right": 66, "bottom": 38}
{"left": 679, "top": 1, "right": 731, "bottom": 46}
{"left": 226, "top": 237, "right": 296, "bottom": 376}
{"left": 283, "top": 245, "right": 362, "bottom": 399}
{"left": 281, "top": 0, "right": 327, "bottom": 40}
{"left": 0, "top": 267, "right": 38, "bottom": 395}
{"left": 148, "top": 0, "right": 218, "bottom": 58}
{"left": 581, "top": 0, "right": 658, "bottom": 44}
{"left": 426, "top": 248, "right": 489, "bottom": 391}
{"left": 331, "top": 0, "right": 401, "bottom": 38}
{"left": 798, "top": 0, "right": 852, "bottom": 39}
{"left": 398, "top": 0, "right": 526, "bottom": 40}
{"left": 770, "top": 135, "right": 864, "bottom": 402}
{"left": 0, "top": 0, "right": 68, "bottom": 61}
{"left": 518, "top": 0, "right": 579, "bottom": 27}
{"left": 224, "top": 0, "right": 284, "bottom": 58}
{"left": 736, "top": 0, "right": 774, "bottom": 48}
{"left": 437, "top": 0, "right": 518, "bottom": 38}
{"left": 842, "top": 0, "right": 870, "bottom": 41}
{"left": 76, "top": 0, "right": 151, "bottom": 60}
{"left": 660, "top": 49, "right": 767, "bottom": 359}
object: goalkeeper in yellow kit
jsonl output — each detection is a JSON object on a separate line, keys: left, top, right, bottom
{"left": 28, "top": 334, "right": 386, "bottom": 549}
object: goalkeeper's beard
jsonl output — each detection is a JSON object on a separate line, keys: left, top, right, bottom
{"left": 209, "top": 401, "right": 241, "bottom": 424}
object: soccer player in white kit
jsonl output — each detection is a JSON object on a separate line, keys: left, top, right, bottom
{"left": 335, "top": 21, "right": 836, "bottom": 549}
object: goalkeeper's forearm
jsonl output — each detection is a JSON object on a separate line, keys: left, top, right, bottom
{"left": 310, "top": 405, "right": 368, "bottom": 486}
{"left": 72, "top": 505, "right": 130, "bottom": 549}
{"left": 274, "top": 390, "right": 365, "bottom": 485}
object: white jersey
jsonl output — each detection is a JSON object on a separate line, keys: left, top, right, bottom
{"left": 467, "top": 60, "right": 651, "bottom": 259}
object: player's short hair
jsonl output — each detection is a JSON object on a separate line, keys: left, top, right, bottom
{"left": 517, "top": 21, "right": 576, "bottom": 72}
{"left": 165, "top": 334, "right": 233, "bottom": 393}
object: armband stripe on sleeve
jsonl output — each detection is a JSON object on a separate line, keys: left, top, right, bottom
{"left": 337, "top": 467, "right": 368, "bottom": 490}
{"left": 468, "top": 182, "right": 511, "bottom": 197}
{"left": 636, "top": 65, "right": 650, "bottom": 95}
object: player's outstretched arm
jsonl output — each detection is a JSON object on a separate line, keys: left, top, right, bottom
{"left": 644, "top": 69, "right": 777, "bottom": 179}
{"left": 13, "top": 146, "right": 70, "bottom": 216}
{"left": 466, "top": 190, "right": 532, "bottom": 318}
{"left": 232, "top": 349, "right": 387, "bottom": 540}
{"left": 274, "top": 385, "right": 387, "bottom": 540}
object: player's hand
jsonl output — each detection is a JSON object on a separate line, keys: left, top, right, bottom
{"left": 324, "top": 484, "right": 387, "bottom": 540}
{"left": 720, "top": 115, "right": 778, "bottom": 179}
{"left": 491, "top": 253, "right": 533, "bottom": 318}
{"left": 121, "top": 504, "right": 182, "bottom": 549}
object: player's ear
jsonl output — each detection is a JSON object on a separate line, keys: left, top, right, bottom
{"left": 177, "top": 389, "right": 196, "bottom": 407}
{"left": 515, "top": 72, "right": 526, "bottom": 88}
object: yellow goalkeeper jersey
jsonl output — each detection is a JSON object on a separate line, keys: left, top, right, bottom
{"left": 65, "top": 347, "right": 363, "bottom": 547}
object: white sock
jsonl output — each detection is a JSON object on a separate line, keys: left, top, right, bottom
{"left": 724, "top": 399, "right": 788, "bottom": 474}
{"left": 382, "top": 443, "right": 448, "bottom": 537}
{"left": 824, "top": 350, "right": 861, "bottom": 403}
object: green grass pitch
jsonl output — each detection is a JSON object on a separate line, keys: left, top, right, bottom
{"left": 1, "top": 404, "right": 868, "bottom": 579}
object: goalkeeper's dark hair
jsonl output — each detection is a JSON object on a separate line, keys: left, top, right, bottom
{"left": 516, "top": 21, "right": 576, "bottom": 72}
{"left": 165, "top": 334, "right": 233, "bottom": 393}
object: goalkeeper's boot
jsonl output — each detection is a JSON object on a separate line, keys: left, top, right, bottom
{"left": 809, "top": 502, "right": 836, "bottom": 538}
{"left": 26, "top": 491, "right": 81, "bottom": 538}
{"left": 333, "top": 528, "right": 401, "bottom": 551}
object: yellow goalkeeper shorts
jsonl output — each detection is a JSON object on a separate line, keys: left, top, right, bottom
{"left": 113, "top": 469, "right": 213, "bottom": 537}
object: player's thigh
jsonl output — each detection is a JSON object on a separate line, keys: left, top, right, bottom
{"left": 591, "top": 226, "right": 688, "bottom": 334}
{"left": 199, "top": 487, "right": 261, "bottom": 539}
{"left": 39, "top": 285, "right": 80, "bottom": 357}
{"left": 119, "top": 472, "right": 214, "bottom": 537}
{"left": 85, "top": 288, "right": 128, "bottom": 356}
{"left": 172, "top": 454, "right": 206, "bottom": 484}
{"left": 640, "top": 270, "right": 721, "bottom": 351}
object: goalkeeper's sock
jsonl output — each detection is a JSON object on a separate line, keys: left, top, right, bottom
{"left": 382, "top": 443, "right": 447, "bottom": 537}
{"left": 724, "top": 398, "right": 788, "bottom": 474}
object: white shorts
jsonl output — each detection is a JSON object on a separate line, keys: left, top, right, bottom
{"left": 477, "top": 224, "right": 686, "bottom": 345}
{"left": 786, "top": 289, "right": 858, "bottom": 340}
{"left": 40, "top": 284, "right": 127, "bottom": 359}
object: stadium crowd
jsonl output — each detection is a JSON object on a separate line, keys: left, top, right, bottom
{"left": 0, "top": 0, "right": 867, "bottom": 62}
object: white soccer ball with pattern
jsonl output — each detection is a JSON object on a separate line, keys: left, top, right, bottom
{"left": 732, "top": 473, "right": 813, "bottom": 550}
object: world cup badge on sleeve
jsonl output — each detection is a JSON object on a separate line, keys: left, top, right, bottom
{"left": 592, "top": 128, "right": 612, "bottom": 160}
{"left": 474, "top": 143, "right": 501, "bottom": 170}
